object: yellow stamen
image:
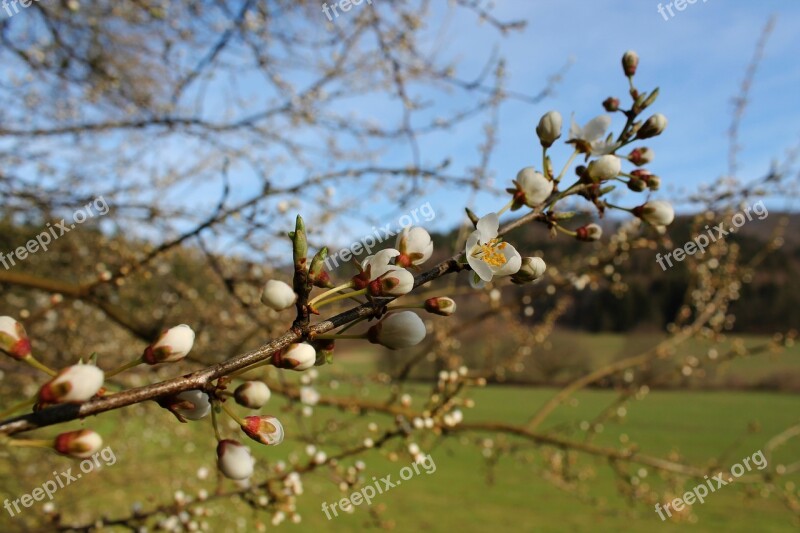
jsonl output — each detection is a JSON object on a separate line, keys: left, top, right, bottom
{"left": 472, "top": 238, "right": 508, "bottom": 268}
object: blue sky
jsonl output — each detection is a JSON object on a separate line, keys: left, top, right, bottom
{"left": 333, "top": 0, "right": 800, "bottom": 239}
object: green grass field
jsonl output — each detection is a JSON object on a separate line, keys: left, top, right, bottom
{"left": 1, "top": 333, "right": 799, "bottom": 532}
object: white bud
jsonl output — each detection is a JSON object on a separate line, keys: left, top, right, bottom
{"left": 516, "top": 168, "right": 554, "bottom": 206}
{"left": 216, "top": 440, "right": 255, "bottom": 480}
{"left": 39, "top": 364, "right": 104, "bottom": 404}
{"left": 173, "top": 390, "right": 211, "bottom": 420}
{"left": 635, "top": 200, "right": 675, "bottom": 226}
{"left": 396, "top": 227, "right": 434, "bottom": 267}
{"left": 260, "top": 280, "right": 297, "bottom": 311}
{"left": 536, "top": 111, "right": 562, "bottom": 148}
{"left": 143, "top": 324, "right": 195, "bottom": 364}
{"left": 0, "top": 316, "right": 32, "bottom": 360}
{"left": 637, "top": 113, "right": 668, "bottom": 139}
{"left": 586, "top": 155, "right": 622, "bottom": 181}
{"left": 367, "top": 311, "right": 427, "bottom": 350}
{"left": 274, "top": 343, "right": 316, "bottom": 371}
{"left": 234, "top": 381, "right": 271, "bottom": 409}
{"left": 54, "top": 429, "right": 103, "bottom": 458}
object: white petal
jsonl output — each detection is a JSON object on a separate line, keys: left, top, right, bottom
{"left": 493, "top": 245, "right": 522, "bottom": 277}
{"left": 582, "top": 115, "right": 611, "bottom": 141}
{"left": 476, "top": 213, "right": 499, "bottom": 241}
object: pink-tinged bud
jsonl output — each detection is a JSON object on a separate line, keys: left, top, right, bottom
{"left": 0, "top": 316, "right": 32, "bottom": 360}
{"left": 260, "top": 280, "right": 297, "bottom": 311}
{"left": 603, "top": 97, "right": 620, "bottom": 112}
{"left": 636, "top": 113, "right": 667, "bottom": 139}
{"left": 628, "top": 147, "right": 654, "bottom": 166}
{"left": 586, "top": 155, "right": 622, "bottom": 181}
{"left": 234, "top": 381, "right": 271, "bottom": 409}
{"left": 54, "top": 429, "right": 103, "bottom": 459}
{"left": 272, "top": 343, "right": 316, "bottom": 371}
{"left": 216, "top": 439, "right": 255, "bottom": 480}
{"left": 511, "top": 257, "right": 546, "bottom": 284}
{"left": 514, "top": 167, "right": 554, "bottom": 208}
{"left": 424, "top": 297, "right": 456, "bottom": 316}
{"left": 396, "top": 227, "right": 434, "bottom": 267}
{"left": 633, "top": 200, "right": 675, "bottom": 226}
{"left": 142, "top": 324, "right": 195, "bottom": 365}
{"left": 622, "top": 50, "right": 639, "bottom": 77}
{"left": 156, "top": 390, "right": 211, "bottom": 422}
{"left": 39, "top": 364, "right": 104, "bottom": 404}
{"left": 576, "top": 224, "right": 603, "bottom": 242}
{"left": 536, "top": 111, "right": 562, "bottom": 148}
{"left": 367, "top": 311, "right": 426, "bottom": 350}
{"left": 242, "top": 415, "right": 285, "bottom": 446}
{"left": 368, "top": 267, "right": 414, "bottom": 297}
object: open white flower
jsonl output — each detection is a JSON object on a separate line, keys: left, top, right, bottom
{"left": 260, "top": 280, "right": 297, "bottom": 311}
{"left": 396, "top": 227, "right": 434, "bottom": 267}
{"left": 568, "top": 114, "right": 618, "bottom": 155}
{"left": 38, "top": 364, "right": 104, "bottom": 404}
{"left": 143, "top": 324, "right": 195, "bottom": 365}
{"left": 216, "top": 440, "right": 256, "bottom": 480}
{"left": 465, "top": 213, "right": 521, "bottom": 288}
{"left": 367, "top": 311, "right": 427, "bottom": 350}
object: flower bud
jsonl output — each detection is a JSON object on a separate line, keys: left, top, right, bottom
{"left": 234, "top": 381, "right": 271, "bottom": 409}
{"left": 39, "top": 364, "right": 104, "bottom": 404}
{"left": 54, "top": 429, "right": 103, "bottom": 459}
{"left": 0, "top": 316, "right": 32, "bottom": 360}
{"left": 536, "top": 111, "right": 562, "bottom": 148}
{"left": 622, "top": 50, "right": 639, "bottom": 77}
{"left": 576, "top": 223, "right": 603, "bottom": 242}
{"left": 216, "top": 439, "right": 255, "bottom": 480}
{"left": 627, "top": 178, "right": 647, "bottom": 192}
{"left": 368, "top": 267, "right": 414, "bottom": 297}
{"left": 586, "top": 155, "right": 622, "bottom": 181}
{"left": 367, "top": 311, "right": 426, "bottom": 350}
{"left": 633, "top": 200, "right": 675, "bottom": 226}
{"left": 628, "top": 147, "right": 654, "bottom": 166}
{"left": 308, "top": 248, "right": 334, "bottom": 289}
{"left": 158, "top": 390, "right": 211, "bottom": 422}
{"left": 514, "top": 167, "right": 554, "bottom": 207}
{"left": 636, "top": 113, "right": 668, "bottom": 139}
{"left": 272, "top": 343, "right": 316, "bottom": 371}
{"left": 602, "top": 97, "right": 620, "bottom": 112}
{"left": 511, "top": 257, "right": 546, "bottom": 284}
{"left": 260, "top": 280, "right": 297, "bottom": 311}
{"left": 647, "top": 175, "right": 661, "bottom": 190}
{"left": 424, "top": 297, "right": 456, "bottom": 316}
{"left": 143, "top": 324, "right": 195, "bottom": 365}
{"left": 242, "top": 415, "right": 285, "bottom": 446}
{"left": 396, "top": 227, "right": 434, "bottom": 267}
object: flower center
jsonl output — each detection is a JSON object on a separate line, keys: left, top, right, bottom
{"left": 473, "top": 239, "right": 508, "bottom": 267}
